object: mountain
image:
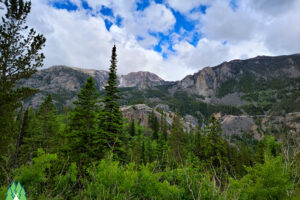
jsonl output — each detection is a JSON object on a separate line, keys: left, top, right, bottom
{"left": 172, "top": 54, "right": 300, "bottom": 104}
{"left": 19, "top": 65, "right": 167, "bottom": 109}
{"left": 119, "top": 71, "right": 167, "bottom": 89}
{"left": 19, "top": 54, "right": 300, "bottom": 136}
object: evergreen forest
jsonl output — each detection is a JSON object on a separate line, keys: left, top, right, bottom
{"left": 1, "top": 0, "right": 300, "bottom": 199}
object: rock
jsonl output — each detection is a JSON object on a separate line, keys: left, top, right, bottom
{"left": 119, "top": 71, "right": 166, "bottom": 89}
{"left": 172, "top": 54, "right": 300, "bottom": 106}
{"left": 19, "top": 66, "right": 168, "bottom": 108}
{"left": 154, "top": 104, "right": 170, "bottom": 112}
{"left": 121, "top": 104, "right": 197, "bottom": 132}
{"left": 184, "top": 115, "right": 198, "bottom": 127}
{"left": 211, "top": 92, "right": 247, "bottom": 106}
{"left": 221, "top": 115, "right": 258, "bottom": 137}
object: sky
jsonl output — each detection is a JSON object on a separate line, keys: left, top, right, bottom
{"left": 22, "top": 0, "right": 300, "bottom": 80}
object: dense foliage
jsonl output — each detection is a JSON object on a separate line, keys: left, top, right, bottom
{"left": 1, "top": 98, "right": 300, "bottom": 199}
{"left": 1, "top": 62, "right": 300, "bottom": 199}
{"left": 216, "top": 74, "right": 300, "bottom": 115}
{"left": 115, "top": 88, "right": 242, "bottom": 123}
{"left": 0, "top": 0, "right": 45, "bottom": 185}
{"left": 1, "top": 1, "right": 300, "bottom": 199}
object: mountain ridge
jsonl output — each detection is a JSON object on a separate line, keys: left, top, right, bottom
{"left": 18, "top": 53, "right": 300, "bottom": 136}
{"left": 20, "top": 53, "right": 300, "bottom": 117}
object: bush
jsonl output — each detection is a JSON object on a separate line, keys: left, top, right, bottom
{"left": 227, "top": 153, "right": 294, "bottom": 200}
{"left": 84, "top": 158, "right": 180, "bottom": 199}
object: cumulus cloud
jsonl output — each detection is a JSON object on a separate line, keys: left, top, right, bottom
{"left": 247, "top": 0, "right": 298, "bottom": 16}
{"left": 26, "top": 0, "right": 183, "bottom": 80}
{"left": 12, "top": 0, "right": 300, "bottom": 81}
{"left": 201, "top": 0, "right": 257, "bottom": 43}
{"left": 139, "top": 2, "right": 176, "bottom": 33}
{"left": 171, "top": 39, "right": 229, "bottom": 68}
{"left": 263, "top": 0, "right": 300, "bottom": 54}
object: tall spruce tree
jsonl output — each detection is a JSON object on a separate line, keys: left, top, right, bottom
{"left": 13, "top": 107, "right": 29, "bottom": 167}
{"left": 169, "top": 112, "right": 187, "bottom": 164}
{"left": 129, "top": 119, "right": 136, "bottom": 137}
{"left": 149, "top": 110, "right": 159, "bottom": 140}
{"left": 37, "top": 95, "right": 58, "bottom": 153}
{"left": 100, "top": 45, "right": 124, "bottom": 157}
{"left": 67, "top": 77, "right": 100, "bottom": 165}
{"left": 160, "top": 112, "right": 168, "bottom": 141}
{"left": 19, "top": 108, "right": 40, "bottom": 163}
{"left": 0, "top": 0, "right": 46, "bottom": 127}
{"left": 201, "top": 115, "right": 230, "bottom": 185}
{"left": 0, "top": 0, "right": 45, "bottom": 183}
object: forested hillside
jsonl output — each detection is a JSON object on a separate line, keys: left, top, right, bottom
{"left": 1, "top": 0, "right": 300, "bottom": 200}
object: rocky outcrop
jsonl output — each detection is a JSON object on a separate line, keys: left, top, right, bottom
{"left": 121, "top": 104, "right": 197, "bottom": 132}
{"left": 285, "top": 112, "right": 300, "bottom": 133}
{"left": 261, "top": 112, "right": 300, "bottom": 134}
{"left": 221, "top": 115, "right": 259, "bottom": 138}
{"left": 221, "top": 112, "right": 300, "bottom": 138}
{"left": 19, "top": 66, "right": 168, "bottom": 108}
{"left": 119, "top": 71, "right": 166, "bottom": 89}
{"left": 172, "top": 54, "right": 300, "bottom": 100}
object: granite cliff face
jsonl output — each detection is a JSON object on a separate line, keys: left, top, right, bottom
{"left": 121, "top": 104, "right": 197, "bottom": 132}
{"left": 119, "top": 71, "right": 166, "bottom": 89}
{"left": 173, "top": 54, "right": 300, "bottom": 101}
{"left": 19, "top": 65, "right": 168, "bottom": 108}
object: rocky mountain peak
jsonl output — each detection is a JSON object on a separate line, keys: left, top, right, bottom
{"left": 173, "top": 54, "right": 300, "bottom": 99}
{"left": 119, "top": 71, "right": 166, "bottom": 89}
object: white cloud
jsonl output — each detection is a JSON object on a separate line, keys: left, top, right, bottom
{"left": 171, "top": 39, "right": 229, "bottom": 68}
{"left": 18, "top": 0, "right": 300, "bottom": 81}
{"left": 201, "top": 0, "right": 257, "bottom": 43}
{"left": 26, "top": 0, "right": 183, "bottom": 81}
{"left": 247, "top": 0, "right": 298, "bottom": 16}
{"left": 139, "top": 2, "right": 176, "bottom": 33}
{"left": 263, "top": 0, "right": 300, "bottom": 54}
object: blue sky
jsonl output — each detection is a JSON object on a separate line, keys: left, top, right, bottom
{"left": 50, "top": 0, "right": 209, "bottom": 58}
{"left": 25, "top": 0, "right": 300, "bottom": 80}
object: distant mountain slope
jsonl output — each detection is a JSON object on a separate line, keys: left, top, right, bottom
{"left": 19, "top": 54, "right": 300, "bottom": 135}
{"left": 115, "top": 54, "right": 300, "bottom": 136}
{"left": 173, "top": 54, "right": 300, "bottom": 98}
{"left": 19, "top": 65, "right": 168, "bottom": 109}
{"left": 171, "top": 54, "right": 300, "bottom": 114}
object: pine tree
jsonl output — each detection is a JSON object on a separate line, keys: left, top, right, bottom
{"left": 194, "top": 126, "right": 202, "bottom": 158}
{"left": 0, "top": 0, "right": 45, "bottom": 97}
{"left": 201, "top": 115, "right": 230, "bottom": 185}
{"left": 161, "top": 112, "right": 168, "bottom": 141}
{"left": 14, "top": 108, "right": 30, "bottom": 167}
{"left": 67, "top": 77, "right": 100, "bottom": 165}
{"left": 141, "top": 139, "right": 145, "bottom": 164}
{"left": 0, "top": 0, "right": 45, "bottom": 181}
{"left": 255, "top": 140, "right": 265, "bottom": 164}
{"left": 129, "top": 119, "right": 136, "bottom": 137}
{"left": 99, "top": 45, "right": 124, "bottom": 157}
{"left": 168, "top": 112, "right": 187, "bottom": 163}
{"left": 19, "top": 108, "right": 42, "bottom": 163}
{"left": 149, "top": 110, "right": 159, "bottom": 140}
{"left": 37, "top": 95, "right": 58, "bottom": 153}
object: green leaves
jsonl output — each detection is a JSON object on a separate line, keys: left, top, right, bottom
{"left": 85, "top": 158, "right": 180, "bottom": 200}
{"left": 228, "top": 155, "right": 294, "bottom": 200}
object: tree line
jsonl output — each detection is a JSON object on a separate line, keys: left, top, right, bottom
{"left": 1, "top": 0, "right": 300, "bottom": 199}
